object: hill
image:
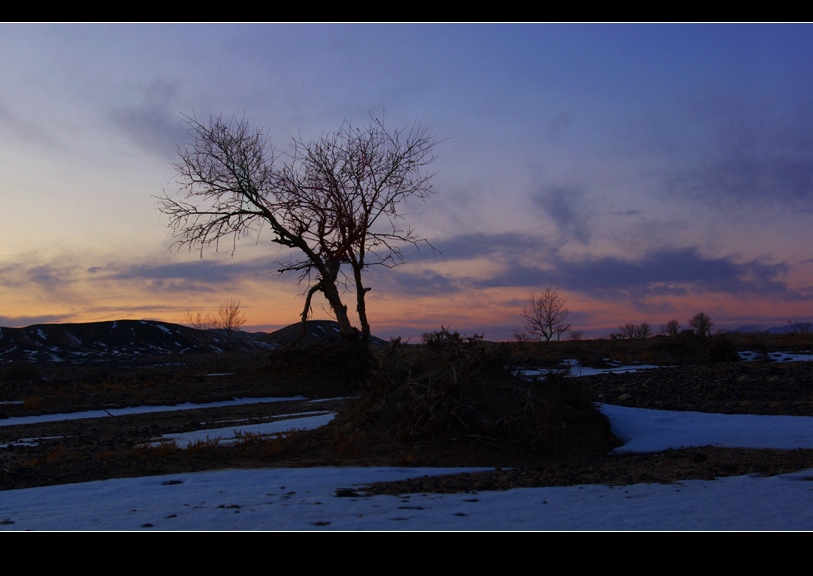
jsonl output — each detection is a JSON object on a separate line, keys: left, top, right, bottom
{"left": 729, "top": 322, "right": 812, "bottom": 335}
{"left": 255, "top": 320, "right": 387, "bottom": 348}
{"left": 0, "top": 319, "right": 381, "bottom": 366}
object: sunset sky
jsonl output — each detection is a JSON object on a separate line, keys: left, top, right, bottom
{"left": 1, "top": 23, "right": 812, "bottom": 341}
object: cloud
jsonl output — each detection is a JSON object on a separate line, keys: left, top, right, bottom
{"left": 0, "top": 252, "right": 283, "bottom": 304}
{"left": 370, "top": 267, "right": 461, "bottom": 297}
{"left": 551, "top": 247, "right": 803, "bottom": 301}
{"left": 418, "top": 231, "right": 545, "bottom": 262}
{"left": 109, "top": 78, "right": 189, "bottom": 159}
{"left": 0, "top": 314, "right": 73, "bottom": 328}
{"left": 0, "top": 257, "right": 81, "bottom": 292}
{"left": 98, "top": 255, "right": 293, "bottom": 296}
{"left": 0, "top": 102, "right": 60, "bottom": 149}
{"left": 530, "top": 184, "right": 592, "bottom": 244}
{"left": 666, "top": 93, "right": 813, "bottom": 210}
{"left": 0, "top": 304, "right": 187, "bottom": 329}
{"left": 399, "top": 230, "right": 808, "bottom": 306}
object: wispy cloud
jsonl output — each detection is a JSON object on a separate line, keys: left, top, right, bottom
{"left": 0, "top": 313, "right": 74, "bottom": 328}
{"left": 387, "top": 232, "right": 808, "bottom": 304}
{"left": 665, "top": 92, "right": 813, "bottom": 211}
{"left": 109, "top": 78, "right": 189, "bottom": 159}
{"left": 552, "top": 248, "right": 803, "bottom": 302}
{"left": 530, "top": 184, "right": 592, "bottom": 244}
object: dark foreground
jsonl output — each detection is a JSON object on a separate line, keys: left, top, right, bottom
{"left": 1, "top": 341, "right": 813, "bottom": 495}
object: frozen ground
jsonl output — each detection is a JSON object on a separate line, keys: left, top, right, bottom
{"left": 2, "top": 354, "right": 813, "bottom": 531}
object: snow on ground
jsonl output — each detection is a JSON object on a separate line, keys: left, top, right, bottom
{"left": 0, "top": 396, "right": 308, "bottom": 428}
{"left": 2, "top": 357, "right": 813, "bottom": 531}
{"left": 150, "top": 412, "right": 336, "bottom": 447}
{"left": 518, "top": 350, "right": 813, "bottom": 379}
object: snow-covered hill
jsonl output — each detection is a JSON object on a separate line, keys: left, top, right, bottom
{"left": 0, "top": 319, "right": 387, "bottom": 365}
{"left": 0, "top": 319, "right": 272, "bottom": 365}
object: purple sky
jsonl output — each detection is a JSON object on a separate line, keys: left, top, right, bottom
{"left": 1, "top": 23, "right": 812, "bottom": 340}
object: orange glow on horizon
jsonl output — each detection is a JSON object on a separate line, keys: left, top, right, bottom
{"left": 2, "top": 269, "right": 810, "bottom": 341}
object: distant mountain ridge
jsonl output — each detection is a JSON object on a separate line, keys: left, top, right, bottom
{"left": 0, "top": 319, "right": 380, "bottom": 365}
{"left": 729, "top": 322, "right": 812, "bottom": 335}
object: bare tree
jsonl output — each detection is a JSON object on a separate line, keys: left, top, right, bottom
{"left": 789, "top": 320, "right": 812, "bottom": 335}
{"left": 615, "top": 322, "right": 651, "bottom": 340}
{"left": 158, "top": 113, "right": 440, "bottom": 345}
{"left": 689, "top": 312, "right": 713, "bottom": 338}
{"left": 661, "top": 319, "right": 681, "bottom": 337}
{"left": 185, "top": 308, "right": 215, "bottom": 331}
{"left": 635, "top": 322, "right": 652, "bottom": 339}
{"left": 215, "top": 298, "right": 246, "bottom": 350}
{"left": 618, "top": 323, "right": 638, "bottom": 340}
{"left": 519, "top": 287, "right": 572, "bottom": 342}
{"left": 185, "top": 298, "right": 246, "bottom": 350}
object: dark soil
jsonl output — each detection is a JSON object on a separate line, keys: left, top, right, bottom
{"left": 2, "top": 339, "right": 813, "bottom": 495}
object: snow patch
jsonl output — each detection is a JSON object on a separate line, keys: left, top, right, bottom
{"left": 739, "top": 350, "right": 813, "bottom": 362}
{"left": 149, "top": 412, "right": 336, "bottom": 448}
{"left": 156, "top": 324, "right": 173, "bottom": 335}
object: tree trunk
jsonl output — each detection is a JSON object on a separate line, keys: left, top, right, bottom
{"left": 297, "top": 277, "right": 354, "bottom": 344}
{"left": 355, "top": 281, "right": 372, "bottom": 344}
{"left": 321, "top": 280, "right": 356, "bottom": 340}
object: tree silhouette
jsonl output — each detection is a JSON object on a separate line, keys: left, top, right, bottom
{"left": 518, "top": 287, "right": 572, "bottom": 342}
{"left": 159, "top": 113, "right": 441, "bottom": 344}
{"left": 185, "top": 298, "right": 246, "bottom": 350}
{"left": 689, "top": 312, "right": 713, "bottom": 338}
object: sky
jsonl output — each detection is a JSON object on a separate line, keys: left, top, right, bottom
{"left": 2, "top": 23, "right": 813, "bottom": 341}
{"left": 2, "top": 359, "right": 813, "bottom": 530}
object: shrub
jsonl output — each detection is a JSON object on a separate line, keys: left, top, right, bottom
{"left": 133, "top": 440, "right": 178, "bottom": 458}
{"left": 709, "top": 334, "right": 740, "bottom": 363}
{"left": 329, "top": 334, "right": 620, "bottom": 459}
{"left": 186, "top": 437, "right": 221, "bottom": 452}
{"left": 422, "top": 326, "right": 483, "bottom": 351}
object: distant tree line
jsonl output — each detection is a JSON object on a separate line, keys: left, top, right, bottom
{"left": 512, "top": 286, "right": 726, "bottom": 343}
{"left": 610, "top": 312, "right": 713, "bottom": 340}
{"left": 513, "top": 287, "right": 811, "bottom": 344}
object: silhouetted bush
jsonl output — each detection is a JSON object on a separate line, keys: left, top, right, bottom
{"left": 422, "top": 326, "right": 483, "bottom": 351}
{"left": 330, "top": 335, "right": 620, "bottom": 458}
{"left": 709, "top": 334, "right": 740, "bottom": 363}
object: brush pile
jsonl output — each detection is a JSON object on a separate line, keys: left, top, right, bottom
{"left": 327, "top": 328, "right": 621, "bottom": 463}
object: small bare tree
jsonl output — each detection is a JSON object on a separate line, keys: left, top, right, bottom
{"left": 158, "top": 113, "right": 440, "bottom": 345}
{"left": 618, "top": 323, "right": 638, "bottom": 340}
{"left": 635, "top": 322, "right": 652, "bottom": 339}
{"left": 185, "top": 308, "right": 215, "bottom": 331}
{"left": 789, "top": 321, "right": 812, "bottom": 335}
{"left": 215, "top": 298, "right": 246, "bottom": 350}
{"left": 661, "top": 319, "right": 681, "bottom": 337}
{"left": 615, "top": 322, "right": 651, "bottom": 340}
{"left": 185, "top": 298, "right": 246, "bottom": 350}
{"left": 689, "top": 312, "right": 713, "bottom": 338}
{"left": 519, "top": 287, "right": 572, "bottom": 342}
